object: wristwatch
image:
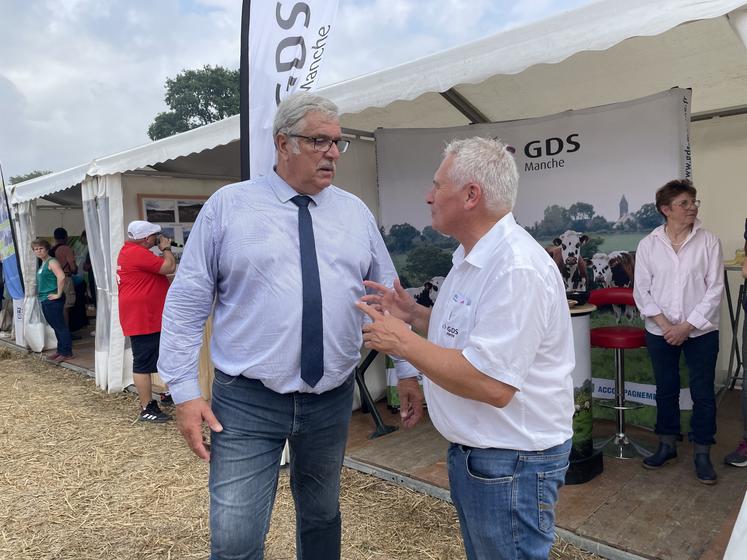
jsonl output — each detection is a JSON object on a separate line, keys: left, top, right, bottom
{"left": 162, "top": 247, "right": 172, "bottom": 252}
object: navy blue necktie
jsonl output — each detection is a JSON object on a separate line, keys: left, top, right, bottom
{"left": 291, "top": 195, "right": 324, "bottom": 387}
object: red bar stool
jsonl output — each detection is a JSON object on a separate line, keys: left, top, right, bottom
{"left": 588, "top": 287, "right": 652, "bottom": 459}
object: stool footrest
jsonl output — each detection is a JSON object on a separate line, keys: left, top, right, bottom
{"left": 597, "top": 400, "right": 644, "bottom": 412}
{"left": 594, "top": 434, "right": 653, "bottom": 459}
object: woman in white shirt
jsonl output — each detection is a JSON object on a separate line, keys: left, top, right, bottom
{"left": 634, "top": 179, "right": 723, "bottom": 485}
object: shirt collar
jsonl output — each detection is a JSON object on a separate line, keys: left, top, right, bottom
{"left": 453, "top": 212, "right": 516, "bottom": 269}
{"left": 651, "top": 218, "right": 703, "bottom": 243}
{"left": 268, "top": 168, "right": 326, "bottom": 206}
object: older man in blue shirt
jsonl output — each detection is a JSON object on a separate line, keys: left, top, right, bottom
{"left": 158, "top": 92, "right": 417, "bottom": 560}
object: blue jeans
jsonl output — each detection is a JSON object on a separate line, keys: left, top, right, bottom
{"left": 40, "top": 297, "right": 72, "bottom": 356}
{"left": 448, "top": 439, "right": 571, "bottom": 560}
{"left": 209, "top": 370, "right": 355, "bottom": 560}
{"left": 645, "top": 330, "right": 719, "bottom": 445}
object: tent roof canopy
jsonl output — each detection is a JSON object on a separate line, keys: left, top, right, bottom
{"left": 9, "top": 116, "right": 241, "bottom": 204}
{"left": 10, "top": 0, "right": 747, "bottom": 204}
{"left": 330, "top": 0, "right": 747, "bottom": 130}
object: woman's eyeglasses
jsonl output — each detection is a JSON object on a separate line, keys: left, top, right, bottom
{"left": 670, "top": 199, "right": 701, "bottom": 209}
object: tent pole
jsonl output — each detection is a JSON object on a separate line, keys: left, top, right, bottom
{"left": 239, "top": 0, "right": 252, "bottom": 182}
{"left": 440, "top": 88, "right": 490, "bottom": 124}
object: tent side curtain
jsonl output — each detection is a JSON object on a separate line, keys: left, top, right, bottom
{"left": 82, "top": 175, "right": 131, "bottom": 392}
{"left": 14, "top": 201, "right": 39, "bottom": 348}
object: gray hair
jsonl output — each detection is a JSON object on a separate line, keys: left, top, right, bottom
{"left": 443, "top": 137, "right": 519, "bottom": 212}
{"left": 273, "top": 93, "right": 339, "bottom": 153}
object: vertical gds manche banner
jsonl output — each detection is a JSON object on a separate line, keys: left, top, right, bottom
{"left": 241, "top": 0, "right": 340, "bottom": 180}
{"left": 0, "top": 165, "right": 24, "bottom": 300}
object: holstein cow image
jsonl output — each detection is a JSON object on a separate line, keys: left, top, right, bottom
{"left": 588, "top": 250, "right": 637, "bottom": 322}
{"left": 590, "top": 252, "right": 613, "bottom": 288}
{"left": 404, "top": 276, "right": 445, "bottom": 308}
{"left": 551, "top": 230, "right": 589, "bottom": 291}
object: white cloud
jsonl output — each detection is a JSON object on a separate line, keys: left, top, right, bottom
{"left": 0, "top": 0, "right": 594, "bottom": 178}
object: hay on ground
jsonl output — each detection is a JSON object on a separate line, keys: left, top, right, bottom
{"left": 0, "top": 349, "right": 601, "bottom": 559}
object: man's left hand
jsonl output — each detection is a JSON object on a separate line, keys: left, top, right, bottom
{"left": 356, "top": 302, "right": 412, "bottom": 357}
{"left": 397, "top": 377, "right": 424, "bottom": 429}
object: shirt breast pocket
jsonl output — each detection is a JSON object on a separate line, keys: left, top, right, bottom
{"left": 439, "top": 299, "right": 472, "bottom": 349}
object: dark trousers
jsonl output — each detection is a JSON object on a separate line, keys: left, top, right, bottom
{"left": 40, "top": 298, "right": 73, "bottom": 356}
{"left": 646, "top": 330, "right": 719, "bottom": 445}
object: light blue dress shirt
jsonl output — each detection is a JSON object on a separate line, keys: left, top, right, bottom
{"left": 158, "top": 170, "right": 415, "bottom": 403}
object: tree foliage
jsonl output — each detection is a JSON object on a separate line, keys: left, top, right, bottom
{"left": 385, "top": 223, "right": 421, "bottom": 253}
{"left": 421, "top": 226, "right": 458, "bottom": 250}
{"left": 405, "top": 245, "right": 452, "bottom": 285}
{"left": 537, "top": 204, "right": 571, "bottom": 236}
{"left": 8, "top": 170, "right": 52, "bottom": 184}
{"left": 634, "top": 203, "right": 664, "bottom": 230}
{"left": 148, "top": 65, "right": 240, "bottom": 140}
{"left": 568, "top": 202, "right": 594, "bottom": 221}
{"left": 580, "top": 235, "right": 604, "bottom": 259}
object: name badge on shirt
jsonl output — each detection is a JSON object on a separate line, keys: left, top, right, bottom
{"left": 441, "top": 293, "right": 471, "bottom": 342}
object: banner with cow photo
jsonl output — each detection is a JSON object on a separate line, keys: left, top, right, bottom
{"left": 240, "top": 0, "right": 340, "bottom": 180}
{"left": 374, "top": 88, "right": 693, "bottom": 429}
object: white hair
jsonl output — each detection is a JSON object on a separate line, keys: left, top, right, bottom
{"left": 443, "top": 137, "right": 519, "bottom": 212}
{"left": 273, "top": 92, "right": 339, "bottom": 154}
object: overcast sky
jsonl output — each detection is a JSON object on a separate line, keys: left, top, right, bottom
{"left": 0, "top": 0, "right": 594, "bottom": 180}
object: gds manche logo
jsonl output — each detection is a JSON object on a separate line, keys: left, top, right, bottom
{"left": 522, "top": 133, "right": 581, "bottom": 172}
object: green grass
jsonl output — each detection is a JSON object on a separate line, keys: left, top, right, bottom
{"left": 596, "top": 232, "right": 647, "bottom": 253}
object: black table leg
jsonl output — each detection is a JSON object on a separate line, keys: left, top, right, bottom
{"left": 355, "top": 350, "right": 397, "bottom": 439}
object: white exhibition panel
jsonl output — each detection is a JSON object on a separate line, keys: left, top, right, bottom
{"left": 35, "top": 206, "right": 86, "bottom": 238}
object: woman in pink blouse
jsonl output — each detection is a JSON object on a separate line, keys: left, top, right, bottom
{"left": 634, "top": 179, "right": 724, "bottom": 485}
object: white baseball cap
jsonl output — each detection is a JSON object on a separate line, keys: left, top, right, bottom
{"left": 127, "top": 220, "right": 161, "bottom": 240}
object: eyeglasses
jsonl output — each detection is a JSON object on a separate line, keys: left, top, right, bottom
{"left": 670, "top": 199, "right": 701, "bottom": 209}
{"left": 289, "top": 134, "right": 350, "bottom": 154}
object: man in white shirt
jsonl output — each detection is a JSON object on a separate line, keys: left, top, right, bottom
{"left": 358, "top": 137, "right": 575, "bottom": 560}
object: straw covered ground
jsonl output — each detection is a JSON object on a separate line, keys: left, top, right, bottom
{"left": 0, "top": 347, "right": 600, "bottom": 559}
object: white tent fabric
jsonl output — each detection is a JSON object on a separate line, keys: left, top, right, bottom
{"left": 88, "top": 115, "right": 238, "bottom": 178}
{"left": 324, "top": 0, "right": 747, "bottom": 119}
{"left": 9, "top": 117, "right": 240, "bottom": 204}
{"left": 14, "top": 201, "right": 57, "bottom": 352}
{"left": 11, "top": 164, "right": 89, "bottom": 204}
{"left": 82, "top": 175, "right": 131, "bottom": 392}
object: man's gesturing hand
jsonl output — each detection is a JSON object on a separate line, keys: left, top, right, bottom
{"left": 361, "top": 278, "right": 416, "bottom": 324}
{"left": 356, "top": 301, "right": 413, "bottom": 357}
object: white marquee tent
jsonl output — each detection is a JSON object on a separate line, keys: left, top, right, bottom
{"left": 8, "top": 0, "right": 747, "bottom": 393}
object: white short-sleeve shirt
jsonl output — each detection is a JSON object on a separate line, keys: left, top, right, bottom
{"left": 424, "top": 213, "right": 575, "bottom": 451}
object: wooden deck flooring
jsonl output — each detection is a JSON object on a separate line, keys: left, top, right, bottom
{"left": 346, "top": 392, "right": 747, "bottom": 560}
